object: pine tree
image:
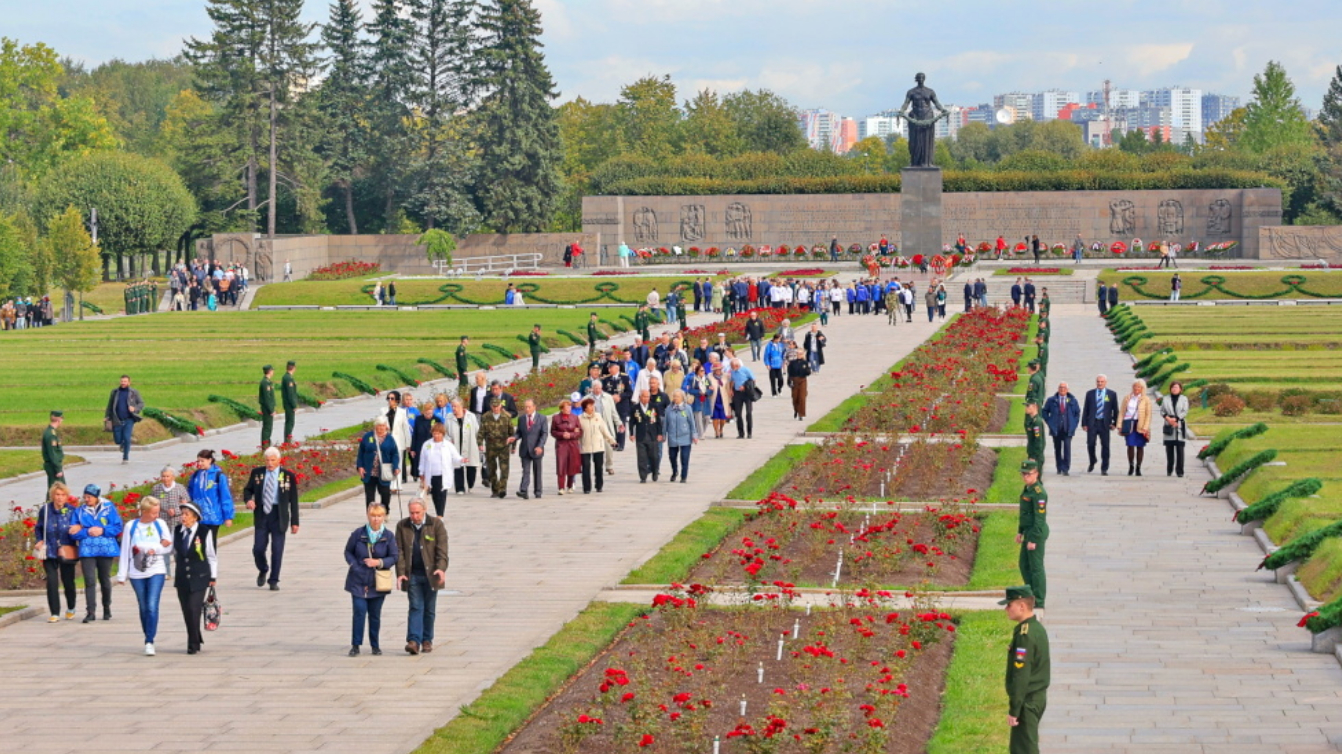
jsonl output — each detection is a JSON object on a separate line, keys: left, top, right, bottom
{"left": 1319, "top": 65, "right": 1342, "bottom": 146}
{"left": 257, "top": 0, "right": 321, "bottom": 242}
{"left": 472, "top": 0, "right": 561, "bottom": 232}
{"left": 366, "top": 0, "right": 418, "bottom": 228}
{"left": 183, "top": 0, "right": 267, "bottom": 229}
{"left": 316, "top": 0, "right": 369, "bottom": 233}
{"left": 1315, "top": 65, "right": 1342, "bottom": 219}
{"left": 406, "top": 0, "right": 481, "bottom": 232}
{"left": 1240, "top": 60, "right": 1312, "bottom": 154}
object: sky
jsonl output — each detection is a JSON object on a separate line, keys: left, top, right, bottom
{"left": 9, "top": 0, "right": 1342, "bottom": 118}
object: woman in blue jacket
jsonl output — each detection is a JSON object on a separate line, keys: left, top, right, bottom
{"left": 71, "top": 484, "right": 124, "bottom": 623}
{"left": 344, "top": 504, "right": 399, "bottom": 656}
{"left": 187, "top": 449, "right": 234, "bottom": 543}
{"left": 356, "top": 417, "right": 400, "bottom": 510}
{"left": 664, "top": 390, "right": 700, "bottom": 483}
{"left": 36, "top": 482, "right": 79, "bottom": 622}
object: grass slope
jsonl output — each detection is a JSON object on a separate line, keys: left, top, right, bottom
{"left": 927, "top": 610, "right": 1012, "bottom": 754}
{"left": 0, "top": 450, "right": 84, "bottom": 480}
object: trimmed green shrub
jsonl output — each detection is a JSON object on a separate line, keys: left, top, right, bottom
{"left": 376, "top": 363, "right": 422, "bottom": 387}
{"left": 142, "top": 407, "right": 197, "bottom": 436}
{"left": 207, "top": 394, "right": 261, "bottom": 421}
{"left": 1204, "top": 448, "right": 1277, "bottom": 495}
{"left": 1263, "top": 517, "right": 1342, "bottom": 571}
{"left": 417, "top": 358, "right": 456, "bottom": 379}
{"left": 1236, "top": 478, "right": 1324, "bottom": 523}
{"left": 1198, "top": 422, "right": 1268, "bottom": 459}
{"left": 333, "top": 371, "right": 377, "bottom": 395}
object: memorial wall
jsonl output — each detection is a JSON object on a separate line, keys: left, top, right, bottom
{"left": 583, "top": 188, "right": 1283, "bottom": 258}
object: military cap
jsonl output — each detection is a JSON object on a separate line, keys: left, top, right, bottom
{"left": 1027, "top": 359, "right": 1040, "bottom": 368}
{"left": 50, "top": 410, "right": 63, "bottom": 418}
{"left": 1019, "top": 458, "right": 1040, "bottom": 474}
{"left": 998, "top": 585, "right": 1035, "bottom": 605}
{"left": 490, "top": 397, "right": 504, "bottom": 408}
{"left": 286, "top": 360, "right": 296, "bottom": 368}
{"left": 263, "top": 364, "right": 273, "bottom": 373}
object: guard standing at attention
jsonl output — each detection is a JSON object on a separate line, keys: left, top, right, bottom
{"left": 1038, "top": 289, "right": 1051, "bottom": 317}
{"left": 42, "top": 410, "right": 65, "bottom": 487}
{"left": 1034, "top": 334, "right": 1049, "bottom": 382}
{"left": 281, "top": 361, "right": 299, "bottom": 444}
{"left": 1016, "top": 459, "right": 1049, "bottom": 610}
{"left": 587, "top": 313, "right": 601, "bottom": 358}
{"left": 1002, "top": 584, "right": 1050, "bottom": 754}
{"left": 456, "top": 336, "right": 471, "bottom": 392}
{"left": 259, "top": 365, "right": 276, "bottom": 449}
{"left": 1025, "top": 360, "right": 1045, "bottom": 408}
{"left": 527, "top": 325, "right": 543, "bottom": 371}
{"left": 1024, "top": 402, "right": 1046, "bottom": 470}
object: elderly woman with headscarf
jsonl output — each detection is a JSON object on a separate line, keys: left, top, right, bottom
{"left": 550, "top": 397, "right": 583, "bottom": 495}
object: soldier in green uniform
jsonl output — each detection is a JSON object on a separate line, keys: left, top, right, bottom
{"left": 258, "top": 365, "right": 276, "bottom": 449}
{"left": 1038, "top": 288, "right": 1051, "bottom": 317}
{"left": 281, "top": 361, "right": 299, "bottom": 444}
{"left": 456, "top": 336, "right": 471, "bottom": 392}
{"left": 149, "top": 280, "right": 158, "bottom": 312}
{"left": 1034, "top": 334, "right": 1048, "bottom": 380}
{"left": 527, "top": 325, "right": 543, "bottom": 371}
{"left": 1038, "top": 316, "right": 1050, "bottom": 344}
{"left": 478, "top": 398, "right": 514, "bottom": 498}
{"left": 634, "top": 304, "right": 651, "bottom": 342}
{"left": 1001, "top": 584, "right": 1050, "bottom": 754}
{"left": 1016, "top": 459, "right": 1049, "bottom": 610}
{"left": 41, "top": 410, "right": 65, "bottom": 487}
{"left": 1025, "top": 360, "right": 1045, "bottom": 407}
{"left": 676, "top": 294, "right": 688, "bottom": 331}
{"left": 586, "top": 313, "right": 601, "bottom": 358}
{"left": 1024, "top": 402, "right": 1046, "bottom": 469}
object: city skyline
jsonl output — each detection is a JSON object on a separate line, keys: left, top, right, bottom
{"left": 8, "top": 0, "right": 1340, "bottom": 121}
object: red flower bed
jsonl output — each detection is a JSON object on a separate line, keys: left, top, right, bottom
{"left": 501, "top": 588, "right": 958, "bottom": 753}
{"left": 1301, "top": 263, "right": 1342, "bottom": 270}
{"left": 591, "top": 270, "right": 640, "bottom": 276}
{"left": 680, "top": 307, "right": 810, "bottom": 348}
{"left": 498, "top": 361, "right": 592, "bottom": 410}
{"left": 507, "top": 270, "right": 549, "bottom": 277}
{"left": 777, "top": 268, "right": 827, "bottom": 277}
{"left": 1005, "top": 267, "right": 1061, "bottom": 274}
{"left": 1113, "top": 266, "right": 1160, "bottom": 271}
{"left": 1208, "top": 266, "right": 1255, "bottom": 270}
{"left": 309, "top": 260, "right": 380, "bottom": 280}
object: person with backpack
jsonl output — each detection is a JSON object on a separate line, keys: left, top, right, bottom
{"left": 117, "top": 496, "right": 174, "bottom": 656}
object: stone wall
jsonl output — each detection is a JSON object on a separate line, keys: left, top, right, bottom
{"left": 197, "top": 232, "right": 597, "bottom": 279}
{"left": 583, "top": 187, "right": 1283, "bottom": 259}
{"left": 1258, "top": 226, "right": 1342, "bottom": 263}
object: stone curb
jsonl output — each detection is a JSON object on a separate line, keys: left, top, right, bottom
{"left": 0, "top": 460, "right": 90, "bottom": 486}
{"left": 0, "top": 606, "right": 45, "bottom": 629}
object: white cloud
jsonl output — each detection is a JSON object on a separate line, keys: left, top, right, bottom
{"left": 757, "top": 61, "right": 863, "bottom": 106}
{"left": 1121, "top": 43, "right": 1195, "bottom": 78}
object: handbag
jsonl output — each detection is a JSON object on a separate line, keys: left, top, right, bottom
{"left": 203, "top": 586, "right": 221, "bottom": 631}
{"left": 58, "top": 544, "right": 78, "bottom": 561}
{"left": 103, "top": 418, "right": 113, "bottom": 432}
{"left": 377, "top": 441, "right": 396, "bottom": 483}
{"left": 370, "top": 543, "right": 393, "bottom": 593}
{"left": 1120, "top": 419, "right": 1135, "bottom": 436}
{"left": 32, "top": 539, "right": 46, "bottom": 560}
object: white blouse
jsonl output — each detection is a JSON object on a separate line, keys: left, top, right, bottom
{"left": 1124, "top": 395, "right": 1142, "bottom": 420}
{"left": 117, "top": 518, "right": 173, "bottom": 580}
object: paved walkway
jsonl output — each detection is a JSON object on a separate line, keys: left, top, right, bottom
{"left": 0, "top": 298, "right": 943, "bottom": 753}
{"left": 1040, "top": 304, "right": 1342, "bottom": 753}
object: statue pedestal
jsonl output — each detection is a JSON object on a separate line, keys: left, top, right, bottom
{"left": 901, "top": 167, "right": 943, "bottom": 262}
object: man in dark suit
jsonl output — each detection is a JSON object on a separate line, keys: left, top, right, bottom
{"left": 1041, "top": 382, "right": 1081, "bottom": 476}
{"left": 243, "top": 446, "right": 301, "bottom": 590}
{"left": 1022, "top": 279, "right": 1036, "bottom": 313}
{"left": 602, "top": 361, "right": 633, "bottom": 451}
{"left": 466, "top": 372, "right": 491, "bottom": 416}
{"left": 974, "top": 278, "right": 989, "bottom": 309}
{"left": 963, "top": 281, "right": 974, "bottom": 311}
{"left": 1097, "top": 282, "right": 1109, "bottom": 315}
{"left": 1107, "top": 284, "right": 1119, "bottom": 310}
{"left": 628, "top": 337, "right": 650, "bottom": 371}
{"left": 631, "top": 389, "right": 664, "bottom": 482}
{"left": 510, "top": 398, "right": 549, "bottom": 499}
{"left": 1010, "top": 278, "right": 1023, "bottom": 308}
{"left": 485, "top": 381, "right": 518, "bottom": 417}
{"left": 1081, "top": 374, "right": 1119, "bottom": 475}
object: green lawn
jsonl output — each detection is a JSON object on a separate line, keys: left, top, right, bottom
{"left": 992, "top": 267, "right": 1074, "bottom": 276}
{"left": 410, "top": 602, "right": 645, "bottom": 754}
{"left": 255, "top": 275, "right": 717, "bottom": 307}
{"left": 621, "top": 508, "right": 748, "bottom": 584}
{"left": 967, "top": 512, "right": 1020, "bottom": 591}
{"left": 0, "top": 450, "right": 84, "bottom": 480}
{"left": 1100, "top": 269, "right": 1342, "bottom": 300}
{"left": 926, "top": 611, "right": 1012, "bottom": 754}
{"left": 984, "top": 447, "right": 1027, "bottom": 504}
{"left": 0, "top": 308, "right": 642, "bottom": 444}
{"left": 0, "top": 605, "right": 24, "bottom": 617}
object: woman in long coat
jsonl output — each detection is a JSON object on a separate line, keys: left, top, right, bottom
{"left": 443, "top": 399, "right": 481, "bottom": 495}
{"left": 550, "top": 398, "right": 583, "bottom": 495}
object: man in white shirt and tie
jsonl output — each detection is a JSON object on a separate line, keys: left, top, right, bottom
{"left": 510, "top": 399, "right": 549, "bottom": 499}
{"left": 1081, "top": 374, "right": 1119, "bottom": 475}
{"left": 243, "top": 447, "right": 301, "bottom": 589}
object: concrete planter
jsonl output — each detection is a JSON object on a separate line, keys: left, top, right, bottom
{"left": 1311, "top": 624, "right": 1342, "bottom": 654}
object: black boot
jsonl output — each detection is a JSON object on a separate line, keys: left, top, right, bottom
{"left": 1128, "top": 463, "right": 1134, "bottom": 476}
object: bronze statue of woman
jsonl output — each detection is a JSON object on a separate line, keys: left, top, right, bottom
{"left": 898, "top": 72, "right": 949, "bottom": 168}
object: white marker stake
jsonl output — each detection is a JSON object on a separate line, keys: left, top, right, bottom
{"left": 806, "top": 604, "right": 812, "bottom": 617}
{"left": 757, "top": 661, "right": 764, "bottom": 684}
{"left": 714, "top": 736, "right": 721, "bottom": 754}
{"left": 776, "top": 637, "right": 784, "bottom": 661}
{"left": 740, "top": 696, "right": 747, "bottom": 715}
{"left": 792, "top": 618, "right": 801, "bottom": 640}
{"left": 832, "top": 548, "right": 844, "bottom": 588}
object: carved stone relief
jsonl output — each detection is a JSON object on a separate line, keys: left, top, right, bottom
{"left": 725, "top": 202, "right": 752, "bottom": 241}
{"left": 680, "top": 204, "right": 706, "bottom": 242}
{"left": 1207, "top": 199, "right": 1232, "bottom": 235}
{"left": 1109, "top": 199, "right": 1136, "bottom": 235}
{"left": 1157, "top": 199, "right": 1184, "bottom": 235}
{"left": 632, "top": 207, "right": 658, "bottom": 244}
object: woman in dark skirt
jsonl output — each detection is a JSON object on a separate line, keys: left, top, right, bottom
{"left": 1121, "top": 378, "right": 1153, "bottom": 476}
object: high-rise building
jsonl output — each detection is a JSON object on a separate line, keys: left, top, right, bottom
{"left": 934, "top": 105, "right": 964, "bottom": 141}
{"left": 858, "top": 110, "right": 907, "bottom": 141}
{"left": 1034, "top": 90, "right": 1080, "bottom": 121}
{"left": 1145, "top": 86, "right": 1202, "bottom": 137}
{"left": 1201, "top": 93, "right": 1240, "bottom": 132}
{"left": 1087, "top": 88, "right": 1140, "bottom": 110}
{"left": 834, "top": 118, "right": 858, "bottom": 154}
{"left": 993, "top": 92, "right": 1035, "bottom": 123}
{"left": 799, "top": 108, "right": 843, "bottom": 152}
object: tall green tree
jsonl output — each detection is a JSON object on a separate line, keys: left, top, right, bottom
{"left": 315, "top": 0, "right": 369, "bottom": 233}
{"left": 406, "top": 0, "right": 480, "bottom": 232}
{"left": 47, "top": 205, "right": 100, "bottom": 300}
{"left": 1314, "top": 65, "right": 1342, "bottom": 220}
{"left": 617, "top": 75, "right": 680, "bottom": 160}
{"left": 0, "top": 214, "right": 33, "bottom": 299}
{"left": 722, "top": 89, "right": 805, "bottom": 154}
{"left": 682, "top": 89, "right": 742, "bottom": 157}
{"left": 366, "top": 0, "right": 418, "bottom": 228}
{"left": 257, "top": 0, "right": 322, "bottom": 243}
{"left": 1240, "top": 60, "right": 1313, "bottom": 154}
{"left": 35, "top": 152, "right": 197, "bottom": 280}
{"left": 183, "top": 0, "right": 266, "bottom": 228}
{"left": 472, "top": 0, "right": 561, "bottom": 231}
{"left": 0, "top": 38, "right": 118, "bottom": 174}
{"left": 62, "top": 56, "right": 196, "bottom": 157}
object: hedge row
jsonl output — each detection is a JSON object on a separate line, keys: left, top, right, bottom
{"left": 600, "top": 169, "right": 1284, "bottom": 196}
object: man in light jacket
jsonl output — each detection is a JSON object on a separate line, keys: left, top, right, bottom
{"left": 586, "top": 381, "right": 621, "bottom": 476}
{"left": 395, "top": 499, "right": 449, "bottom": 655}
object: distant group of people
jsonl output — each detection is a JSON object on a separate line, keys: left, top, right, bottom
{"left": 167, "top": 259, "right": 250, "bottom": 311}
{"left": 1, "top": 296, "right": 54, "bottom": 329}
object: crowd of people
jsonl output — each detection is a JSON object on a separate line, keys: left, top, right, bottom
{"left": 166, "top": 260, "right": 251, "bottom": 311}
{"left": 1, "top": 297, "right": 56, "bottom": 329}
